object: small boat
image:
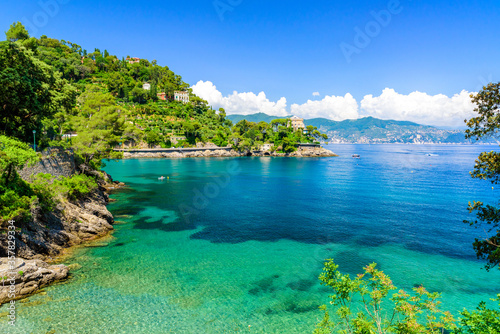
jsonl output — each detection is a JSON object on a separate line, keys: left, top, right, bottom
{"left": 158, "top": 176, "right": 165, "bottom": 180}
{"left": 352, "top": 154, "right": 360, "bottom": 158}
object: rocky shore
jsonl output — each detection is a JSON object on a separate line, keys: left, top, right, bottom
{"left": 0, "top": 148, "right": 123, "bottom": 305}
{"left": 0, "top": 258, "right": 68, "bottom": 305}
{"left": 0, "top": 145, "right": 334, "bottom": 305}
{"left": 0, "top": 182, "right": 119, "bottom": 305}
{"left": 121, "top": 146, "right": 338, "bottom": 158}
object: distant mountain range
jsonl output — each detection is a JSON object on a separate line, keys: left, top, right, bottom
{"left": 226, "top": 113, "right": 281, "bottom": 124}
{"left": 226, "top": 113, "right": 478, "bottom": 144}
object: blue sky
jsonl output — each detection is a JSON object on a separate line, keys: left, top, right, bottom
{"left": 2, "top": 0, "right": 499, "bottom": 125}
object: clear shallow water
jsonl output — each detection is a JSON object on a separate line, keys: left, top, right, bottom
{"left": 2, "top": 144, "right": 500, "bottom": 333}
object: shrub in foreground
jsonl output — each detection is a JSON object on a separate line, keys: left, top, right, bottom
{"left": 314, "top": 260, "right": 456, "bottom": 334}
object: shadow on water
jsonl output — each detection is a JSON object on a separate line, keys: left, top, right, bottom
{"left": 286, "top": 279, "right": 316, "bottom": 292}
{"left": 333, "top": 251, "right": 379, "bottom": 275}
{"left": 248, "top": 275, "right": 280, "bottom": 296}
{"left": 133, "top": 216, "right": 196, "bottom": 232}
{"left": 105, "top": 151, "right": 494, "bottom": 265}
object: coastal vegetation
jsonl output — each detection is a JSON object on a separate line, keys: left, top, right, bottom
{"left": 1, "top": 20, "right": 499, "bottom": 332}
{"left": 313, "top": 261, "right": 456, "bottom": 334}
{"left": 0, "top": 22, "right": 325, "bottom": 155}
{"left": 0, "top": 135, "right": 97, "bottom": 227}
{"left": 0, "top": 21, "right": 327, "bottom": 228}
{"left": 227, "top": 114, "right": 470, "bottom": 144}
{"left": 313, "top": 83, "right": 500, "bottom": 333}
{"left": 464, "top": 82, "right": 500, "bottom": 271}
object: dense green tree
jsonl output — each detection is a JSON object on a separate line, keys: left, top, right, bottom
{"left": 0, "top": 136, "right": 39, "bottom": 226}
{"left": 144, "top": 131, "right": 161, "bottom": 147}
{"left": 0, "top": 136, "right": 38, "bottom": 187}
{"left": 456, "top": 82, "right": 500, "bottom": 333}
{"left": 454, "top": 295, "right": 500, "bottom": 334}
{"left": 0, "top": 42, "right": 76, "bottom": 142}
{"left": 5, "top": 22, "right": 29, "bottom": 42}
{"left": 464, "top": 82, "right": 500, "bottom": 270}
{"left": 281, "top": 137, "right": 297, "bottom": 153}
{"left": 70, "top": 88, "right": 124, "bottom": 168}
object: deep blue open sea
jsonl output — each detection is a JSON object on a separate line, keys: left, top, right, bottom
{"left": 2, "top": 144, "right": 500, "bottom": 333}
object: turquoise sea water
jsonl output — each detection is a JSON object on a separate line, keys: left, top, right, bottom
{"left": 2, "top": 144, "right": 500, "bottom": 333}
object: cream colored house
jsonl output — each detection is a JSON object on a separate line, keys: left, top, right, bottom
{"left": 261, "top": 143, "right": 273, "bottom": 151}
{"left": 143, "top": 82, "right": 151, "bottom": 90}
{"left": 289, "top": 116, "right": 305, "bottom": 132}
{"left": 174, "top": 91, "right": 189, "bottom": 103}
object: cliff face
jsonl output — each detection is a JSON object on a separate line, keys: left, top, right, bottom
{"left": 0, "top": 187, "right": 115, "bottom": 304}
{"left": 18, "top": 147, "right": 77, "bottom": 180}
{"left": 0, "top": 188, "right": 114, "bottom": 260}
{"left": 0, "top": 149, "right": 118, "bottom": 305}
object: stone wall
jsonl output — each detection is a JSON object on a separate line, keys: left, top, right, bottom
{"left": 19, "top": 147, "right": 76, "bottom": 181}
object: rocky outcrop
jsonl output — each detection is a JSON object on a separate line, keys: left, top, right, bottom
{"left": 0, "top": 258, "right": 68, "bottom": 304}
{"left": 288, "top": 146, "right": 338, "bottom": 157}
{"left": 123, "top": 149, "right": 241, "bottom": 158}
{"left": 122, "top": 147, "right": 338, "bottom": 158}
{"left": 0, "top": 187, "right": 115, "bottom": 261}
{"left": 250, "top": 146, "right": 338, "bottom": 157}
{"left": 0, "top": 185, "right": 116, "bottom": 305}
{"left": 18, "top": 147, "right": 76, "bottom": 180}
{"left": 0, "top": 152, "right": 121, "bottom": 305}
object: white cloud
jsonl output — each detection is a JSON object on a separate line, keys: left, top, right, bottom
{"left": 290, "top": 94, "right": 359, "bottom": 120}
{"left": 191, "top": 81, "right": 476, "bottom": 127}
{"left": 360, "top": 88, "right": 476, "bottom": 127}
{"left": 191, "top": 80, "right": 288, "bottom": 116}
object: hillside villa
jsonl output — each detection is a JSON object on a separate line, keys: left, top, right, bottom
{"left": 126, "top": 56, "right": 141, "bottom": 64}
{"left": 290, "top": 116, "right": 305, "bottom": 132}
{"left": 174, "top": 91, "right": 189, "bottom": 103}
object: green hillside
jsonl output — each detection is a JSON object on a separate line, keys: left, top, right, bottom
{"left": 307, "top": 116, "right": 467, "bottom": 143}
{"left": 305, "top": 116, "right": 426, "bottom": 131}
{"left": 0, "top": 22, "right": 331, "bottom": 226}
{"left": 227, "top": 114, "right": 470, "bottom": 143}
{"left": 0, "top": 22, "right": 328, "bottom": 155}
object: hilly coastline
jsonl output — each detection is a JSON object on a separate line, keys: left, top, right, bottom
{"left": 227, "top": 114, "right": 474, "bottom": 144}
